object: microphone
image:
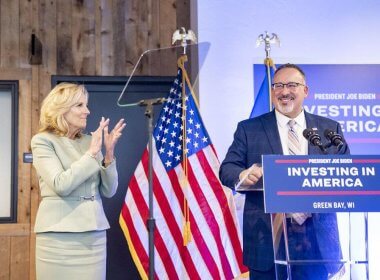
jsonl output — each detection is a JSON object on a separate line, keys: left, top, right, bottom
{"left": 324, "top": 129, "right": 344, "bottom": 147}
{"left": 303, "top": 128, "right": 326, "bottom": 153}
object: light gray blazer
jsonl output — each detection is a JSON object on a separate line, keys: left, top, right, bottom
{"left": 31, "top": 132, "right": 118, "bottom": 233}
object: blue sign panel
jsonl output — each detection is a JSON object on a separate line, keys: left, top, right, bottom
{"left": 253, "top": 64, "right": 380, "bottom": 155}
{"left": 262, "top": 155, "right": 380, "bottom": 213}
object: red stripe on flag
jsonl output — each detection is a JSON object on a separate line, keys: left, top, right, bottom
{"left": 186, "top": 155, "right": 234, "bottom": 279}
{"left": 166, "top": 169, "right": 221, "bottom": 278}
{"left": 140, "top": 151, "right": 201, "bottom": 279}
{"left": 197, "top": 148, "right": 247, "bottom": 272}
{"left": 127, "top": 152, "right": 179, "bottom": 279}
{"left": 120, "top": 184, "right": 150, "bottom": 277}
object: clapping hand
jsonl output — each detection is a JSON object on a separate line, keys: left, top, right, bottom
{"left": 87, "top": 117, "right": 110, "bottom": 157}
{"left": 87, "top": 117, "right": 126, "bottom": 165}
{"left": 103, "top": 118, "right": 126, "bottom": 163}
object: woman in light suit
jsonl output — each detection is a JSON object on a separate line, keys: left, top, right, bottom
{"left": 31, "top": 82, "right": 126, "bottom": 280}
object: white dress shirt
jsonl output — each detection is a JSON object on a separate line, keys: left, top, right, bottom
{"left": 275, "top": 109, "right": 308, "bottom": 155}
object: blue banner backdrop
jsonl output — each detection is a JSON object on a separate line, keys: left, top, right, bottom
{"left": 253, "top": 64, "right": 380, "bottom": 155}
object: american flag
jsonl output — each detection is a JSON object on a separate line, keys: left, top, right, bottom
{"left": 120, "top": 67, "right": 248, "bottom": 279}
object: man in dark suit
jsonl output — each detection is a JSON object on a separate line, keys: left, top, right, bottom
{"left": 219, "top": 64, "right": 349, "bottom": 280}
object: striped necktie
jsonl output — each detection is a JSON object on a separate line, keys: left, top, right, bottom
{"left": 272, "top": 119, "right": 310, "bottom": 253}
{"left": 287, "top": 119, "right": 310, "bottom": 224}
{"left": 288, "top": 119, "right": 301, "bottom": 155}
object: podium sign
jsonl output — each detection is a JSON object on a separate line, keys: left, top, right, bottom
{"left": 263, "top": 155, "right": 380, "bottom": 213}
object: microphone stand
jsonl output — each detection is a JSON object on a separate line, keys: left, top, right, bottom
{"left": 317, "top": 143, "right": 328, "bottom": 154}
{"left": 139, "top": 97, "right": 166, "bottom": 280}
{"left": 323, "top": 142, "right": 345, "bottom": 155}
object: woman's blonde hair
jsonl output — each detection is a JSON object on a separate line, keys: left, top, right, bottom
{"left": 39, "top": 82, "right": 88, "bottom": 138}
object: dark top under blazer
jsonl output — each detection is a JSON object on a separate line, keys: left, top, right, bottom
{"left": 219, "top": 110, "right": 349, "bottom": 271}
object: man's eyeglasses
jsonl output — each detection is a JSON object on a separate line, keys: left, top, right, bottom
{"left": 272, "top": 82, "right": 305, "bottom": 90}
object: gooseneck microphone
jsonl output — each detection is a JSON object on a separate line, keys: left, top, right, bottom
{"left": 303, "top": 128, "right": 327, "bottom": 153}
{"left": 324, "top": 129, "right": 344, "bottom": 148}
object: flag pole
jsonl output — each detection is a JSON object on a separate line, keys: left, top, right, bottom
{"left": 256, "top": 32, "right": 287, "bottom": 275}
{"left": 178, "top": 55, "right": 191, "bottom": 245}
{"left": 256, "top": 31, "right": 280, "bottom": 112}
{"left": 265, "top": 57, "right": 274, "bottom": 112}
{"left": 173, "top": 28, "right": 197, "bottom": 246}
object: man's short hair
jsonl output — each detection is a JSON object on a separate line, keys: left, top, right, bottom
{"left": 275, "top": 63, "right": 306, "bottom": 79}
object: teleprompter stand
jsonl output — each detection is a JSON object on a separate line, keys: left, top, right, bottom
{"left": 116, "top": 42, "right": 210, "bottom": 280}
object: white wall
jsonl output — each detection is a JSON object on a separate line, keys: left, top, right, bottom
{"left": 197, "top": 0, "right": 380, "bottom": 278}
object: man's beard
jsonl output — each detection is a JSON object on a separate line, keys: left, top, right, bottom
{"left": 276, "top": 99, "right": 295, "bottom": 115}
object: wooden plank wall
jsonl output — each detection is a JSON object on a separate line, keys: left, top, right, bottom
{"left": 0, "top": 1, "right": 190, "bottom": 279}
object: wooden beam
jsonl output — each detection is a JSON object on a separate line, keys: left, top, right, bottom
{"left": 0, "top": 224, "right": 30, "bottom": 237}
{"left": 0, "top": 68, "right": 31, "bottom": 80}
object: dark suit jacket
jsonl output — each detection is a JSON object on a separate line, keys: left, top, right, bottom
{"left": 219, "top": 110, "right": 349, "bottom": 272}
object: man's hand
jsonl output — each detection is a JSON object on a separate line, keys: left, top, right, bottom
{"left": 238, "top": 163, "right": 262, "bottom": 186}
